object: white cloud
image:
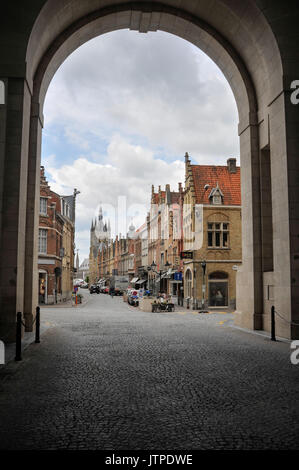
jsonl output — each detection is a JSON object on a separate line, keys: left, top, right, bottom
{"left": 46, "top": 136, "right": 184, "bottom": 259}
{"left": 44, "top": 30, "right": 239, "bottom": 162}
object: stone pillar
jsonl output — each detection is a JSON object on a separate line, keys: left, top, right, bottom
{"left": 235, "top": 120, "right": 263, "bottom": 330}
{"left": 268, "top": 92, "right": 299, "bottom": 339}
{"left": 0, "top": 78, "right": 31, "bottom": 342}
{"left": 285, "top": 96, "right": 299, "bottom": 340}
{"left": 23, "top": 105, "right": 43, "bottom": 331}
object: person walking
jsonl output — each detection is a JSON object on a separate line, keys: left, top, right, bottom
{"left": 109, "top": 286, "right": 115, "bottom": 298}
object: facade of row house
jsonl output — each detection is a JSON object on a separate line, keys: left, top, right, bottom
{"left": 38, "top": 167, "right": 76, "bottom": 304}
{"left": 147, "top": 183, "right": 184, "bottom": 299}
{"left": 91, "top": 152, "right": 241, "bottom": 310}
{"left": 183, "top": 153, "right": 241, "bottom": 309}
{"left": 98, "top": 227, "right": 135, "bottom": 282}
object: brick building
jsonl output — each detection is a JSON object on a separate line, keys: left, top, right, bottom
{"left": 147, "top": 184, "right": 184, "bottom": 299}
{"left": 183, "top": 153, "right": 241, "bottom": 309}
{"left": 38, "top": 167, "right": 76, "bottom": 304}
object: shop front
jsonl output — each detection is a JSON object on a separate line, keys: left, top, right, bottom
{"left": 208, "top": 271, "right": 229, "bottom": 307}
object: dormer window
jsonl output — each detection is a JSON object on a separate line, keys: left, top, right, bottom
{"left": 209, "top": 182, "right": 223, "bottom": 205}
{"left": 213, "top": 194, "right": 222, "bottom": 205}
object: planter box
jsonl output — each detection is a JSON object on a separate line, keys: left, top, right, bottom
{"left": 138, "top": 297, "right": 155, "bottom": 312}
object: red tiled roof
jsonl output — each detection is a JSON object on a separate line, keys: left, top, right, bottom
{"left": 191, "top": 165, "right": 241, "bottom": 205}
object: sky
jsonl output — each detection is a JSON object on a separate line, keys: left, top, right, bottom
{"left": 41, "top": 29, "right": 239, "bottom": 262}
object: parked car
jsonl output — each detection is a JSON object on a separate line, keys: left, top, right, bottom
{"left": 80, "top": 281, "right": 88, "bottom": 289}
{"left": 89, "top": 284, "right": 100, "bottom": 294}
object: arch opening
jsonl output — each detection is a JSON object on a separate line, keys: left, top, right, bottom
{"left": 1, "top": 0, "right": 297, "bottom": 341}
{"left": 28, "top": 2, "right": 260, "bottom": 331}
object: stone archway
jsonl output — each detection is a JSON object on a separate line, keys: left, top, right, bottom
{"left": 0, "top": 1, "right": 298, "bottom": 340}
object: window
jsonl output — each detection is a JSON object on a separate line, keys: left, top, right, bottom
{"left": 40, "top": 197, "right": 47, "bottom": 215}
{"left": 62, "top": 199, "right": 70, "bottom": 218}
{"left": 213, "top": 194, "right": 222, "bottom": 205}
{"left": 207, "top": 222, "right": 229, "bottom": 248}
{"left": 38, "top": 229, "right": 47, "bottom": 254}
{"left": 185, "top": 269, "right": 192, "bottom": 298}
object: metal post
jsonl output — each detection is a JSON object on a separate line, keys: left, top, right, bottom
{"left": 35, "top": 306, "right": 40, "bottom": 344}
{"left": 15, "top": 312, "right": 22, "bottom": 361}
{"left": 271, "top": 305, "right": 276, "bottom": 341}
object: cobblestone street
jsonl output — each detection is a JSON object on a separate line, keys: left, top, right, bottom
{"left": 0, "top": 292, "right": 298, "bottom": 450}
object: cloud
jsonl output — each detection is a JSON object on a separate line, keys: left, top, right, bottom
{"left": 45, "top": 135, "right": 185, "bottom": 258}
{"left": 44, "top": 30, "right": 239, "bottom": 162}
{"left": 42, "top": 29, "right": 239, "bottom": 261}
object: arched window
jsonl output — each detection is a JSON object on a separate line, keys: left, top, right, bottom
{"left": 0, "top": 80, "right": 5, "bottom": 105}
{"left": 208, "top": 271, "right": 228, "bottom": 307}
{"left": 185, "top": 269, "right": 192, "bottom": 298}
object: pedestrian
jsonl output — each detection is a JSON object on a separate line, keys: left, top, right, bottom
{"left": 109, "top": 286, "right": 115, "bottom": 298}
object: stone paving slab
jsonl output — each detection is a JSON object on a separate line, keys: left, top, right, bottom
{"left": 0, "top": 293, "right": 298, "bottom": 450}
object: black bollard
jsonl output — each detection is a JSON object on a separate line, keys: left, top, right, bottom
{"left": 15, "top": 312, "right": 22, "bottom": 361}
{"left": 271, "top": 305, "right": 276, "bottom": 341}
{"left": 35, "top": 306, "right": 40, "bottom": 344}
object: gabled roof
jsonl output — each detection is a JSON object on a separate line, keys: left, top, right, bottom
{"left": 191, "top": 165, "right": 241, "bottom": 205}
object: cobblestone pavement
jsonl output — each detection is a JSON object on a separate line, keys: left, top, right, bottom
{"left": 0, "top": 292, "right": 298, "bottom": 450}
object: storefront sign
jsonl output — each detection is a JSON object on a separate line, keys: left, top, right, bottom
{"left": 180, "top": 251, "right": 193, "bottom": 260}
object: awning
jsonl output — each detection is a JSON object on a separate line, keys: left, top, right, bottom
{"left": 161, "top": 272, "right": 169, "bottom": 279}
{"left": 136, "top": 279, "right": 146, "bottom": 285}
{"left": 130, "top": 277, "right": 139, "bottom": 284}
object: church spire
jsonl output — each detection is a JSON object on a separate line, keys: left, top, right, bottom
{"left": 98, "top": 205, "right": 103, "bottom": 221}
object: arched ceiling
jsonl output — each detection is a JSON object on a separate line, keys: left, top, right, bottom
{"left": 25, "top": 1, "right": 284, "bottom": 121}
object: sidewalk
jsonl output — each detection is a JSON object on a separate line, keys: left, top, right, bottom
{"left": 143, "top": 299, "right": 234, "bottom": 315}
{"left": 1, "top": 294, "right": 89, "bottom": 366}
{"left": 41, "top": 292, "right": 88, "bottom": 309}
{"left": 1, "top": 323, "right": 51, "bottom": 365}
{"left": 167, "top": 301, "right": 235, "bottom": 314}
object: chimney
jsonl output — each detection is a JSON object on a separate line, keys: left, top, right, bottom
{"left": 165, "top": 184, "right": 170, "bottom": 192}
{"left": 184, "top": 152, "right": 190, "bottom": 163}
{"left": 227, "top": 158, "right": 237, "bottom": 173}
{"left": 178, "top": 182, "right": 182, "bottom": 192}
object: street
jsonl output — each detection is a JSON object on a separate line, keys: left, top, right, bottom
{"left": 0, "top": 292, "right": 298, "bottom": 450}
